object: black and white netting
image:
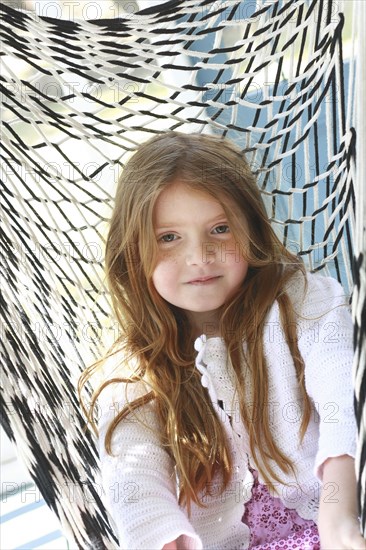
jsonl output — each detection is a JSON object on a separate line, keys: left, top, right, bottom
{"left": 1, "top": 0, "right": 365, "bottom": 547}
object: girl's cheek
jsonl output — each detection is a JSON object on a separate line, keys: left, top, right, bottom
{"left": 160, "top": 250, "right": 179, "bottom": 262}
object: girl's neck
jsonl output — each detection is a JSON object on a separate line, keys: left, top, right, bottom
{"left": 188, "top": 312, "right": 221, "bottom": 339}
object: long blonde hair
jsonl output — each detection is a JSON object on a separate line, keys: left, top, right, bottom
{"left": 79, "top": 131, "right": 311, "bottom": 511}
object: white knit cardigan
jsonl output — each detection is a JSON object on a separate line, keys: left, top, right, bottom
{"left": 98, "top": 273, "right": 357, "bottom": 550}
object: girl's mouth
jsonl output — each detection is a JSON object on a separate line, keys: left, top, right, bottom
{"left": 187, "top": 276, "right": 221, "bottom": 285}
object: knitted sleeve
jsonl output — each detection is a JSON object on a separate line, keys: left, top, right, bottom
{"left": 295, "top": 273, "right": 357, "bottom": 479}
{"left": 97, "top": 382, "right": 203, "bottom": 550}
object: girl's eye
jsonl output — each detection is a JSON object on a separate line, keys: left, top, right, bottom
{"left": 159, "top": 233, "right": 177, "bottom": 243}
{"left": 213, "top": 224, "right": 230, "bottom": 234}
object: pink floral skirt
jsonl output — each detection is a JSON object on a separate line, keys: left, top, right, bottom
{"left": 242, "top": 468, "right": 320, "bottom": 549}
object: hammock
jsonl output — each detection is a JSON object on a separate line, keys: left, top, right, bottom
{"left": 1, "top": 0, "right": 365, "bottom": 547}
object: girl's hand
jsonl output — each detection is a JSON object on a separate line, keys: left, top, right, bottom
{"left": 162, "top": 540, "right": 178, "bottom": 550}
{"left": 318, "top": 455, "right": 366, "bottom": 549}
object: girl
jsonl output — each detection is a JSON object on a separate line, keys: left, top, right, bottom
{"left": 80, "top": 132, "right": 365, "bottom": 549}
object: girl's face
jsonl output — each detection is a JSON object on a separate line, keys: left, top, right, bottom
{"left": 152, "top": 181, "right": 249, "bottom": 335}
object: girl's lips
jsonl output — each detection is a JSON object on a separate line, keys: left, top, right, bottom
{"left": 186, "top": 276, "right": 221, "bottom": 284}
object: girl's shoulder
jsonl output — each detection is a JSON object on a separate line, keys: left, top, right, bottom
{"left": 96, "top": 349, "right": 151, "bottom": 427}
{"left": 284, "top": 270, "right": 350, "bottom": 319}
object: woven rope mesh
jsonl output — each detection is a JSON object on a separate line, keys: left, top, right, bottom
{"left": 1, "top": 0, "right": 365, "bottom": 546}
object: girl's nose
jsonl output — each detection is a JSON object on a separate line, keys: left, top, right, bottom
{"left": 185, "top": 241, "right": 217, "bottom": 265}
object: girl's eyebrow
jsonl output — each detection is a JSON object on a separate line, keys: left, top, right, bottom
{"left": 155, "top": 214, "right": 228, "bottom": 229}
